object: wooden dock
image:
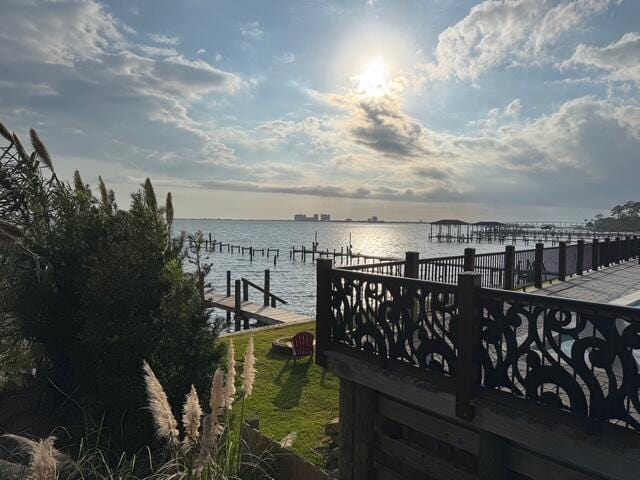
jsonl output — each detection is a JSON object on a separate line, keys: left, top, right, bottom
{"left": 206, "top": 292, "right": 313, "bottom": 328}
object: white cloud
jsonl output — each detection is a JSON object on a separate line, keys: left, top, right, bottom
{"left": 148, "top": 33, "right": 180, "bottom": 45}
{"left": 505, "top": 99, "right": 523, "bottom": 118}
{"left": 274, "top": 52, "right": 296, "bottom": 65}
{"left": 0, "top": 0, "right": 126, "bottom": 65}
{"left": 565, "top": 32, "right": 640, "bottom": 85}
{"left": 239, "top": 21, "right": 264, "bottom": 40}
{"left": 420, "top": 0, "right": 619, "bottom": 82}
{"left": 197, "top": 48, "right": 206, "bottom": 55}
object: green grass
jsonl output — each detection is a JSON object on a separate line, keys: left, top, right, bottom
{"left": 225, "top": 322, "right": 339, "bottom": 466}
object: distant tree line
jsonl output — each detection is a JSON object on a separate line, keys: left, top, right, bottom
{"left": 589, "top": 201, "right": 640, "bottom": 232}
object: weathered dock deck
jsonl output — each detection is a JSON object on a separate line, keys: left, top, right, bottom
{"left": 536, "top": 260, "right": 640, "bottom": 304}
{"left": 206, "top": 292, "right": 313, "bottom": 327}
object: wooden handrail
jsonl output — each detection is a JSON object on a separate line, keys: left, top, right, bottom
{"left": 241, "top": 278, "right": 288, "bottom": 305}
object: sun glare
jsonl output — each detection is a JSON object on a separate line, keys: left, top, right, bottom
{"left": 357, "top": 57, "right": 388, "bottom": 97}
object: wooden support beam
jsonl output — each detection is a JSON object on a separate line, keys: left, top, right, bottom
{"left": 354, "top": 384, "right": 376, "bottom": 480}
{"left": 478, "top": 430, "right": 507, "bottom": 480}
{"left": 339, "top": 378, "right": 356, "bottom": 480}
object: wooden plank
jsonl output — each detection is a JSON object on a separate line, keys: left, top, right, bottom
{"left": 508, "top": 445, "right": 603, "bottom": 480}
{"left": 375, "top": 432, "right": 476, "bottom": 480}
{"left": 377, "top": 395, "right": 478, "bottom": 454}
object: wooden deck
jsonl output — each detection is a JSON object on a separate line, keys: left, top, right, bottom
{"left": 206, "top": 293, "right": 314, "bottom": 326}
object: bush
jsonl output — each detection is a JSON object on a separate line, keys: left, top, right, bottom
{"left": 0, "top": 122, "right": 222, "bottom": 449}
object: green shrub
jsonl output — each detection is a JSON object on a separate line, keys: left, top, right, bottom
{"left": 0, "top": 123, "right": 221, "bottom": 450}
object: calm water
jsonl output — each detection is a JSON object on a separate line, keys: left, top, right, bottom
{"left": 175, "top": 219, "right": 527, "bottom": 319}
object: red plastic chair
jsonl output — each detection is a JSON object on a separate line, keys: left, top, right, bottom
{"left": 291, "top": 332, "right": 314, "bottom": 362}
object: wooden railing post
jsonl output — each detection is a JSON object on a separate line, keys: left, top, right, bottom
{"left": 558, "top": 241, "right": 567, "bottom": 281}
{"left": 234, "top": 279, "right": 241, "bottom": 331}
{"left": 604, "top": 237, "right": 610, "bottom": 266}
{"left": 456, "top": 272, "right": 482, "bottom": 420}
{"left": 503, "top": 245, "right": 515, "bottom": 290}
{"left": 615, "top": 237, "right": 621, "bottom": 264}
{"left": 404, "top": 251, "right": 419, "bottom": 278}
{"left": 534, "top": 243, "right": 544, "bottom": 288}
{"left": 592, "top": 238, "right": 599, "bottom": 271}
{"left": 316, "top": 258, "right": 332, "bottom": 367}
{"left": 625, "top": 236, "right": 631, "bottom": 261}
{"left": 576, "top": 239, "right": 584, "bottom": 276}
{"left": 242, "top": 279, "right": 249, "bottom": 302}
{"left": 463, "top": 247, "right": 476, "bottom": 272}
{"left": 263, "top": 269, "right": 270, "bottom": 307}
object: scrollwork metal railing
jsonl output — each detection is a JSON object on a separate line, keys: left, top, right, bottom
{"left": 316, "top": 261, "right": 640, "bottom": 433}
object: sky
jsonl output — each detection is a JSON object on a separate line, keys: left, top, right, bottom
{"left": 1, "top": 0, "right": 639, "bottom": 222}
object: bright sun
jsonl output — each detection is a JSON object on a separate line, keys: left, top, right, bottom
{"left": 357, "top": 57, "right": 388, "bottom": 97}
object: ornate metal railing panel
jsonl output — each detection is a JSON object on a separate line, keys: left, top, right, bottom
{"left": 478, "top": 288, "right": 640, "bottom": 431}
{"left": 328, "top": 269, "right": 459, "bottom": 375}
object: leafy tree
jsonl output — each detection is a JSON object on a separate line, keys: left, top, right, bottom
{"left": 0, "top": 122, "right": 221, "bottom": 450}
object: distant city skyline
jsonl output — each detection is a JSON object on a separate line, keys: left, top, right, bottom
{"left": 2, "top": 0, "right": 639, "bottom": 221}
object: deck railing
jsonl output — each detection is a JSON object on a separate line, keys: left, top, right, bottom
{"left": 316, "top": 260, "right": 640, "bottom": 433}
{"left": 343, "top": 236, "right": 639, "bottom": 291}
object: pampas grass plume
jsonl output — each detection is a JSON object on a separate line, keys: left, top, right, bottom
{"left": 29, "top": 128, "right": 53, "bottom": 171}
{"left": 279, "top": 432, "right": 297, "bottom": 449}
{"left": 210, "top": 368, "right": 225, "bottom": 419}
{"left": 182, "top": 385, "right": 203, "bottom": 448}
{"left": 243, "top": 336, "right": 256, "bottom": 398}
{"left": 11, "top": 133, "right": 28, "bottom": 161}
{"left": 225, "top": 340, "right": 236, "bottom": 408}
{"left": 142, "top": 361, "right": 179, "bottom": 447}
{"left": 0, "top": 120, "right": 12, "bottom": 142}
{"left": 3, "top": 434, "right": 60, "bottom": 480}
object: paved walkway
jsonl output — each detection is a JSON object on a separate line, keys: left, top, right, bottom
{"left": 536, "top": 260, "right": 640, "bottom": 304}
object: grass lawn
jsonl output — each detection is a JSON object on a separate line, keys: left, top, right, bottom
{"left": 224, "top": 322, "right": 339, "bottom": 466}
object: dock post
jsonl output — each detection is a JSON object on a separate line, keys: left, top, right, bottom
{"left": 534, "top": 243, "right": 544, "bottom": 288}
{"left": 226, "top": 271, "right": 231, "bottom": 325}
{"left": 463, "top": 247, "right": 476, "bottom": 272}
{"left": 264, "top": 269, "right": 270, "bottom": 307}
{"left": 242, "top": 279, "right": 248, "bottom": 302}
{"left": 404, "top": 251, "right": 419, "bottom": 278}
{"left": 604, "top": 237, "right": 610, "bottom": 266}
{"left": 456, "top": 272, "right": 482, "bottom": 420}
{"left": 615, "top": 237, "right": 621, "bottom": 264}
{"left": 577, "top": 240, "right": 584, "bottom": 276}
{"left": 592, "top": 238, "right": 599, "bottom": 271}
{"left": 504, "top": 245, "right": 515, "bottom": 290}
{"left": 234, "top": 279, "right": 241, "bottom": 331}
{"left": 316, "top": 258, "right": 333, "bottom": 367}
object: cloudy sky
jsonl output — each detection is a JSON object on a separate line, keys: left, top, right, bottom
{"left": 1, "top": 0, "right": 639, "bottom": 221}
